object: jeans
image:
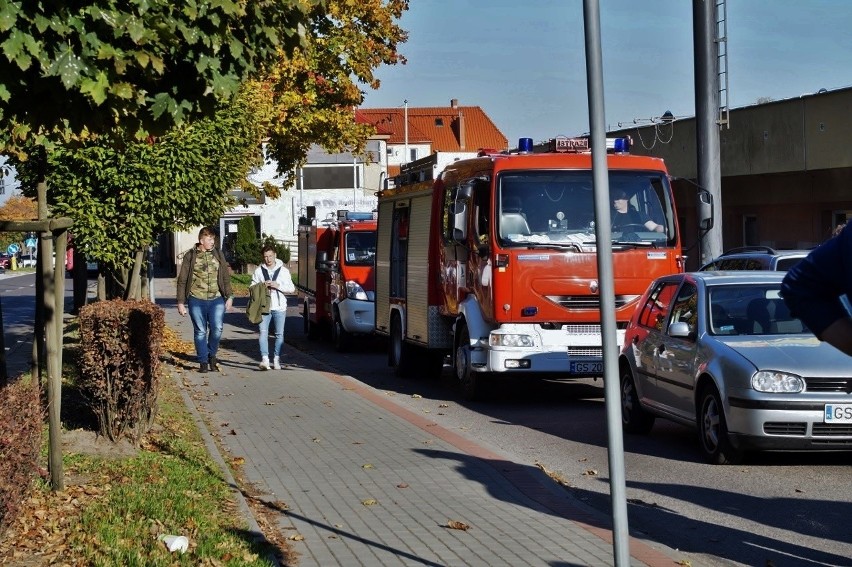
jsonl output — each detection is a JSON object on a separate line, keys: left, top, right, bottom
{"left": 187, "top": 296, "right": 225, "bottom": 363}
{"left": 259, "top": 309, "right": 286, "bottom": 358}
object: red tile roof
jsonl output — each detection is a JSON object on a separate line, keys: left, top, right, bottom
{"left": 358, "top": 102, "right": 508, "bottom": 153}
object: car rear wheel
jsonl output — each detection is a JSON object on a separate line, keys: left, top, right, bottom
{"left": 697, "top": 384, "right": 743, "bottom": 465}
{"left": 620, "top": 368, "right": 655, "bottom": 434}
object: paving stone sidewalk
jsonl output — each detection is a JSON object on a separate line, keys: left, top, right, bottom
{"left": 157, "top": 277, "right": 682, "bottom": 567}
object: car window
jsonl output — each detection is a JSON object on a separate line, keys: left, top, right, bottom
{"left": 669, "top": 283, "right": 698, "bottom": 334}
{"left": 637, "top": 281, "right": 678, "bottom": 330}
{"left": 709, "top": 285, "right": 807, "bottom": 335}
{"left": 720, "top": 258, "right": 768, "bottom": 270}
{"left": 774, "top": 256, "right": 805, "bottom": 271}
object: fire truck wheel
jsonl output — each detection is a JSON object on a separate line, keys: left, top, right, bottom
{"left": 390, "top": 313, "right": 415, "bottom": 377}
{"left": 455, "top": 324, "right": 482, "bottom": 401}
{"left": 332, "top": 308, "right": 350, "bottom": 352}
{"left": 303, "top": 302, "right": 319, "bottom": 340}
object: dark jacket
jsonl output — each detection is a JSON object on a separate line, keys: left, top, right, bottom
{"left": 176, "top": 245, "right": 233, "bottom": 304}
{"left": 781, "top": 223, "right": 852, "bottom": 337}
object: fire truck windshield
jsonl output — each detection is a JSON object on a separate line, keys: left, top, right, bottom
{"left": 344, "top": 231, "right": 377, "bottom": 266}
{"left": 496, "top": 170, "right": 675, "bottom": 248}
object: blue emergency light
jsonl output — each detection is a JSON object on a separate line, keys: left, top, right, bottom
{"left": 517, "top": 137, "right": 533, "bottom": 153}
{"left": 606, "top": 136, "right": 631, "bottom": 153}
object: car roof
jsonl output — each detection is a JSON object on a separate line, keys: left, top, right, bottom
{"left": 656, "top": 271, "right": 787, "bottom": 286}
{"left": 698, "top": 247, "right": 810, "bottom": 271}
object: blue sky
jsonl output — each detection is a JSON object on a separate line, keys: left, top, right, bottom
{"left": 362, "top": 0, "right": 852, "bottom": 146}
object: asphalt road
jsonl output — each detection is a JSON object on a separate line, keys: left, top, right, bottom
{"left": 283, "top": 306, "right": 852, "bottom": 567}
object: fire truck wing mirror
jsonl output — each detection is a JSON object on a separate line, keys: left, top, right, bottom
{"left": 697, "top": 189, "right": 714, "bottom": 231}
{"left": 451, "top": 202, "right": 468, "bottom": 242}
{"left": 315, "top": 251, "right": 336, "bottom": 272}
{"left": 456, "top": 184, "right": 473, "bottom": 200}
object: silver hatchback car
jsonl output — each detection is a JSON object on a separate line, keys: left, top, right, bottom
{"left": 619, "top": 271, "right": 852, "bottom": 464}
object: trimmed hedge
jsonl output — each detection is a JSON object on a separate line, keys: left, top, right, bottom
{"left": 0, "top": 378, "right": 42, "bottom": 533}
{"left": 78, "top": 300, "right": 164, "bottom": 446}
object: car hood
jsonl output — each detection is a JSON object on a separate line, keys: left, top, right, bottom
{"left": 717, "top": 335, "right": 852, "bottom": 376}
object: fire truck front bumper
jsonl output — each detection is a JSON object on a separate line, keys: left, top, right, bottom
{"left": 336, "top": 299, "right": 375, "bottom": 335}
{"left": 481, "top": 325, "right": 625, "bottom": 375}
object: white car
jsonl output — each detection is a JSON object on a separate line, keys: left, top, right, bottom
{"left": 19, "top": 254, "right": 37, "bottom": 268}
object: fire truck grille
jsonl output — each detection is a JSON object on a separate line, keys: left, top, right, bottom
{"left": 568, "top": 347, "right": 603, "bottom": 358}
{"left": 546, "top": 295, "right": 634, "bottom": 310}
{"left": 564, "top": 324, "right": 601, "bottom": 335}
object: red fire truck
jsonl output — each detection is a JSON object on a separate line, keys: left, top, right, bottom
{"left": 296, "top": 210, "right": 377, "bottom": 351}
{"left": 375, "top": 136, "right": 705, "bottom": 399}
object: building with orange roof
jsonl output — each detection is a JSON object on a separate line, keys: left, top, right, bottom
{"left": 358, "top": 99, "right": 509, "bottom": 177}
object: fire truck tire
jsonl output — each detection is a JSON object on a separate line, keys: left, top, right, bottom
{"left": 389, "top": 313, "right": 415, "bottom": 377}
{"left": 303, "top": 302, "right": 319, "bottom": 340}
{"left": 455, "top": 323, "right": 483, "bottom": 401}
{"left": 332, "top": 308, "right": 350, "bottom": 352}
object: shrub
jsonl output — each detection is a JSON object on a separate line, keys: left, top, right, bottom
{"left": 78, "top": 300, "right": 165, "bottom": 446}
{"left": 0, "top": 377, "right": 43, "bottom": 533}
{"left": 260, "top": 233, "right": 290, "bottom": 264}
{"left": 233, "top": 216, "right": 260, "bottom": 269}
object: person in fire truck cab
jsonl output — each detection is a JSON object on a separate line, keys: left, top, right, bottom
{"left": 610, "top": 189, "right": 664, "bottom": 233}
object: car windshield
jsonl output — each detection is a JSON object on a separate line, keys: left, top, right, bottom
{"left": 344, "top": 231, "right": 376, "bottom": 266}
{"left": 709, "top": 285, "right": 808, "bottom": 336}
{"left": 495, "top": 170, "right": 675, "bottom": 249}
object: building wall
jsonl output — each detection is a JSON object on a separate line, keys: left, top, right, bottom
{"left": 611, "top": 87, "right": 852, "bottom": 257}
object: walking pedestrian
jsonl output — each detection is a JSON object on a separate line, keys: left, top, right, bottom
{"left": 781, "top": 222, "right": 852, "bottom": 356}
{"left": 251, "top": 245, "right": 294, "bottom": 370}
{"left": 177, "top": 227, "right": 234, "bottom": 372}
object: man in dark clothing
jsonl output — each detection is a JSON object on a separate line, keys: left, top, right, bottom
{"left": 611, "top": 190, "right": 664, "bottom": 233}
{"left": 781, "top": 223, "right": 852, "bottom": 356}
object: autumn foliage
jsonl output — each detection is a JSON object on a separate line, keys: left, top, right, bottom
{"left": 78, "top": 300, "right": 165, "bottom": 446}
{"left": 0, "top": 377, "right": 43, "bottom": 534}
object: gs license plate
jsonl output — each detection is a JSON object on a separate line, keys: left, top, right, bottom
{"left": 825, "top": 404, "right": 852, "bottom": 423}
{"left": 570, "top": 361, "right": 603, "bottom": 374}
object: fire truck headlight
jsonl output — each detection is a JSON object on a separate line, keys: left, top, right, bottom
{"left": 490, "top": 333, "right": 534, "bottom": 347}
{"left": 345, "top": 280, "right": 368, "bottom": 300}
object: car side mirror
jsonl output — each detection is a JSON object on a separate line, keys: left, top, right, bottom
{"left": 668, "top": 321, "right": 694, "bottom": 339}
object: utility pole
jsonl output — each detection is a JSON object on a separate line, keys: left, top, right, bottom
{"left": 694, "top": 0, "right": 723, "bottom": 264}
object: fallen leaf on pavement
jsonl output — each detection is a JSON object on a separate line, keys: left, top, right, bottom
{"left": 446, "top": 520, "right": 471, "bottom": 531}
{"left": 362, "top": 463, "right": 374, "bottom": 469}
{"left": 439, "top": 403, "right": 449, "bottom": 408}
{"left": 229, "top": 429, "right": 237, "bottom": 435}
{"left": 397, "top": 483, "right": 409, "bottom": 489}
{"left": 582, "top": 469, "right": 598, "bottom": 476}
{"left": 232, "top": 457, "right": 245, "bottom": 466}
{"left": 288, "top": 534, "right": 304, "bottom": 541}
{"left": 412, "top": 394, "right": 422, "bottom": 398}
{"left": 264, "top": 402, "right": 275, "bottom": 406}
{"left": 361, "top": 499, "right": 378, "bottom": 506}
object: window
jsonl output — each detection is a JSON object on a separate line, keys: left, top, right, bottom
{"left": 669, "top": 283, "right": 698, "bottom": 335}
{"left": 637, "top": 282, "right": 677, "bottom": 330}
{"left": 410, "top": 148, "right": 418, "bottom": 162}
{"left": 435, "top": 118, "right": 444, "bottom": 127}
{"left": 302, "top": 165, "right": 361, "bottom": 190}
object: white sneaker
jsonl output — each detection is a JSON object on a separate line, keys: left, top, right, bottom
{"left": 272, "top": 357, "right": 281, "bottom": 370}
{"left": 259, "top": 356, "right": 270, "bottom": 371}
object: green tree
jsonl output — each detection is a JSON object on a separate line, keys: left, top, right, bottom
{"left": 234, "top": 216, "right": 260, "bottom": 271}
{"left": 15, "top": 82, "right": 273, "bottom": 294}
{"left": 0, "top": 0, "right": 314, "bottom": 156}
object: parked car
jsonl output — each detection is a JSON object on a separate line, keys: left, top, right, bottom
{"left": 0, "top": 253, "right": 10, "bottom": 269}
{"left": 699, "top": 246, "right": 809, "bottom": 272}
{"left": 618, "top": 270, "right": 852, "bottom": 464}
{"left": 19, "top": 254, "right": 37, "bottom": 268}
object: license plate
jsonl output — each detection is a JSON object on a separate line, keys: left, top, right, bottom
{"left": 570, "top": 361, "right": 603, "bottom": 374}
{"left": 825, "top": 404, "right": 852, "bottom": 423}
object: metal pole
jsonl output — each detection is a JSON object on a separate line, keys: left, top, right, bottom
{"left": 403, "top": 99, "right": 409, "bottom": 166}
{"left": 583, "top": 0, "right": 630, "bottom": 564}
{"left": 694, "top": 0, "right": 723, "bottom": 264}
